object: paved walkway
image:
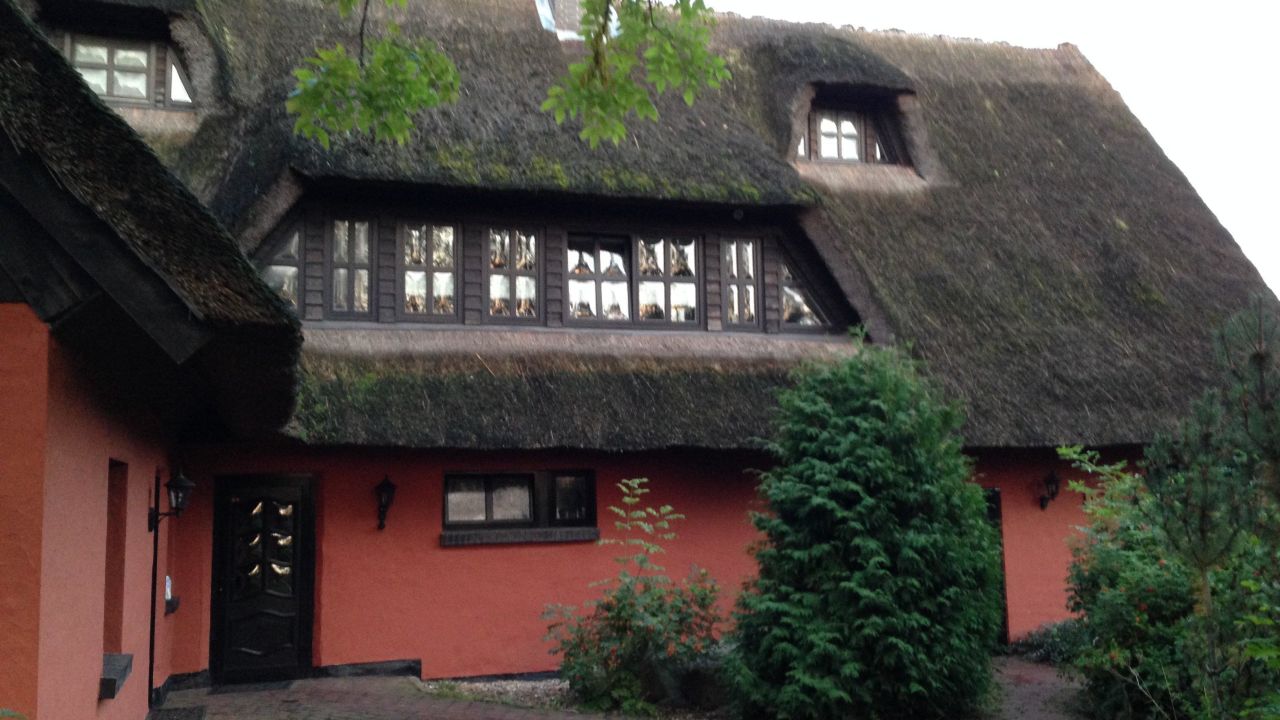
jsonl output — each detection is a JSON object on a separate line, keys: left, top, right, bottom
{"left": 154, "top": 657, "right": 1080, "bottom": 720}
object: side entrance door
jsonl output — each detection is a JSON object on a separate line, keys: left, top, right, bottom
{"left": 211, "top": 475, "right": 315, "bottom": 683}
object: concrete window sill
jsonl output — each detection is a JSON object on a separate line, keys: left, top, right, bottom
{"left": 100, "top": 653, "right": 133, "bottom": 700}
{"left": 441, "top": 527, "right": 599, "bottom": 547}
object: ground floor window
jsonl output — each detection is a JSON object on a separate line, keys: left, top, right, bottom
{"left": 442, "top": 471, "right": 597, "bottom": 546}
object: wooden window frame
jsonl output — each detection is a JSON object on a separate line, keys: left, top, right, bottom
{"left": 395, "top": 220, "right": 461, "bottom": 324}
{"left": 324, "top": 218, "right": 376, "bottom": 320}
{"left": 442, "top": 471, "right": 596, "bottom": 531}
{"left": 259, "top": 225, "right": 303, "bottom": 312}
{"left": 565, "top": 234, "right": 634, "bottom": 327}
{"left": 721, "top": 237, "right": 763, "bottom": 331}
{"left": 803, "top": 107, "right": 905, "bottom": 166}
{"left": 777, "top": 252, "right": 829, "bottom": 333}
{"left": 66, "top": 34, "right": 155, "bottom": 105}
{"left": 633, "top": 235, "right": 703, "bottom": 328}
{"left": 165, "top": 54, "right": 196, "bottom": 106}
{"left": 482, "top": 226, "right": 543, "bottom": 325}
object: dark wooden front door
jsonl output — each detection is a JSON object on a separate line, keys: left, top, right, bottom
{"left": 212, "top": 476, "right": 315, "bottom": 683}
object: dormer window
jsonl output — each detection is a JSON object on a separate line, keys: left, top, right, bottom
{"left": 63, "top": 33, "right": 195, "bottom": 107}
{"left": 798, "top": 91, "right": 909, "bottom": 166}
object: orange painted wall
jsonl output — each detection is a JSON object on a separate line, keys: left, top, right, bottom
{"left": 171, "top": 442, "right": 1104, "bottom": 679}
{"left": 177, "top": 447, "right": 767, "bottom": 678}
{"left": 36, "top": 337, "right": 177, "bottom": 720}
{"left": 0, "top": 305, "right": 51, "bottom": 718}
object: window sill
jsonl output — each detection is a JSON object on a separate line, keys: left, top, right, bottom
{"left": 441, "top": 527, "right": 599, "bottom": 547}
{"left": 99, "top": 652, "right": 133, "bottom": 700}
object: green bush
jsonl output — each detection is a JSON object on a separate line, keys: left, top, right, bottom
{"left": 545, "top": 478, "right": 721, "bottom": 715}
{"left": 727, "top": 339, "right": 1004, "bottom": 720}
{"left": 1008, "top": 619, "right": 1089, "bottom": 665}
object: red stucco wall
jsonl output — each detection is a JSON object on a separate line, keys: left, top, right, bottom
{"left": 177, "top": 447, "right": 767, "bottom": 679}
{"left": 0, "top": 303, "right": 177, "bottom": 720}
{"left": 0, "top": 305, "right": 50, "bottom": 718}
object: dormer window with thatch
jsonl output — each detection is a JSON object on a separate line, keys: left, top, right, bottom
{"left": 63, "top": 33, "right": 194, "bottom": 107}
{"left": 797, "top": 86, "right": 910, "bottom": 167}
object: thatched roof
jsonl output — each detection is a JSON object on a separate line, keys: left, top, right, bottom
{"left": 26, "top": 0, "right": 1277, "bottom": 449}
{"left": 0, "top": 0, "right": 301, "bottom": 433}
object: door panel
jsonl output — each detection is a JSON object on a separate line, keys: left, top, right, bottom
{"left": 212, "top": 476, "right": 314, "bottom": 683}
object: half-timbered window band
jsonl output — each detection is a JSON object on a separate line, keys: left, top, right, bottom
{"left": 567, "top": 235, "right": 630, "bottom": 322}
{"left": 722, "top": 238, "right": 760, "bottom": 327}
{"left": 330, "top": 219, "right": 372, "bottom": 315}
{"left": 262, "top": 229, "right": 301, "bottom": 309}
{"left": 487, "top": 228, "right": 538, "bottom": 319}
{"left": 637, "top": 237, "right": 698, "bottom": 323}
{"left": 402, "top": 224, "right": 456, "bottom": 316}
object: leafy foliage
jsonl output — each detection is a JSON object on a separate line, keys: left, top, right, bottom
{"left": 289, "top": 0, "right": 728, "bottom": 148}
{"left": 288, "top": 0, "right": 459, "bottom": 148}
{"left": 727, "top": 339, "right": 1004, "bottom": 720}
{"left": 1062, "top": 299, "right": 1280, "bottom": 720}
{"left": 545, "top": 478, "right": 721, "bottom": 715}
{"left": 1007, "top": 619, "right": 1089, "bottom": 666}
{"left": 542, "top": 0, "right": 730, "bottom": 148}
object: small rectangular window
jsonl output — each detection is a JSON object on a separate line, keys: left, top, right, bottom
{"left": 567, "top": 235, "right": 631, "bottom": 322}
{"left": 722, "top": 238, "right": 760, "bottom": 328}
{"left": 485, "top": 228, "right": 539, "bottom": 321}
{"left": 443, "top": 472, "right": 595, "bottom": 530}
{"left": 637, "top": 237, "right": 699, "bottom": 324}
{"left": 330, "top": 219, "right": 373, "bottom": 316}
{"left": 803, "top": 105, "right": 902, "bottom": 166}
{"left": 400, "top": 223, "right": 457, "bottom": 319}
{"left": 68, "top": 35, "right": 152, "bottom": 102}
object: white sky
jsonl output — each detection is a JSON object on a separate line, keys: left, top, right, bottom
{"left": 712, "top": 0, "right": 1280, "bottom": 293}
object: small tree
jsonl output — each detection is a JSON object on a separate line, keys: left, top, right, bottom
{"left": 728, "top": 339, "right": 1004, "bottom": 720}
{"left": 545, "top": 478, "right": 720, "bottom": 715}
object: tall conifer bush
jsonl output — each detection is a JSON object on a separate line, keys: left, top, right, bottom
{"left": 728, "top": 339, "right": 1003, "bottom": 720}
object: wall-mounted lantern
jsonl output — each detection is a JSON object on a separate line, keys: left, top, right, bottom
{"left": 149, "top": 469, "right": 195, "bottom": 531}
{"left": 1039, "top": 470, "right": 1060, "bottom": 510}
{"left": 375, "top": 476, "right": 397, "bottom": 530}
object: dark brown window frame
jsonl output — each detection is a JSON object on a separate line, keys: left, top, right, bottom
{"left": 721, "top": 237, "right": 763, "bottom": 331}
{"left": 441, "top": 471, "right": 598, "bottom": 546}
{"left": 261, "top": 225, "right": 303, "bottom": 312}
{"left": 66, "top": 33, "right": 155, "bottom": 104}
{"left": 395, "top": 220, "right": 461, "bottom": 323}
{"left": 324, "top": 218, "right": 376, "bottom": 320}
{"left": 565, "top": 233, "right": 635, "bottom": 327}
{"left": 801, "top": 105, "right": 907, "bottom": 166}
{"left": 778, "top": 252, "right": 828, "bottom": 332}
{"left": 482, "top": 226, "right": 543, "bottom": 325}
{"left": 565, "top": 232, "right": 706, "bottom": 329}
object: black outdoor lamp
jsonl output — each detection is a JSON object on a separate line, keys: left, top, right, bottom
{"left": 149, "top": 469, "right": 196, "bottom": 531}
{"left": 1039, "top": 470, "right": 1060, "bottom": 510}
{"left": 375, "top": 475, "right": 397, "bottom": 530}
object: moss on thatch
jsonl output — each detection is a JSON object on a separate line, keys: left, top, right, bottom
{"left": 290, "top": 351, "right": 800, "bottom": 450}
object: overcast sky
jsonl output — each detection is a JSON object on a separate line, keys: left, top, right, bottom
{"left": 711, "top": 0, "right": 1279, "bottom": 293}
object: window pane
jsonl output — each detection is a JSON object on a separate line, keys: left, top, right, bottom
{"left": 727, "top": 285, "right": 739, "bottom": 324}
{"left": 554, "top": 476, "right": 590, "bottom": 522}
{"left": 671, "top": 283, "right": 697, "bottom": 323}
{"left": 277, "top": 231, "right": 300, "bottom": 262}
{"left": 353, "top": 269, "right": 370, "bottom": 312}
{"left": 113, "top": 70, "right": 148, "bottom": 98}
{"left": 264, "top": 266, "right": 298, "bottom": 308}
{"left": 169, "top": 63, "right": 192, "bottom": 103}
{"left": 740, "top": 240, "right": 755, "bottom": 279}
{"left": 404, "top": 270, "right": 427, "bottom": 313}
{"left": 73, "top": 42, "right": 108, "bottom": 65}
{"left": 783, "top": 286, "right": 820, "bottom": 326}
{"left": 516, "top": 232, "right": 537, "bottom": 271}
{"left": 432, "top": 272, "right": 455, "bottom": 314}
{"left": 840, "top": 118, "right": 860, "bottom": 160}
{"left": 568, "top": 242, "right": 595, "bottom": 275}
{"left": 819, "top": 114, "right": 840, "bottom": 159}
{"left": 352, "top": 222, "right": 370, "bottom": 264}
{"left": 601, "top": 281, "right": 629, "bottom": 320}
{"left": 670, "top": 239, "right": 696, "bottom": 277}
{"left": 446, "top": 478, "right": 485, "bottom": 523}
{"left": 724, "top": 242, "right": 738, "bottom": 280}
{"left": 489, "top": 275, "right": 510, "bottom": 316}
{"left": 333, "top": 222, "right": 349, "bottom": 262}
{"left": 874, "top": 140, "right": 886, "bottom": 163}
{"left": 743, "top": 285, "right": 757, "bottom": 323}
{"left": 405, "top": 226, "right": 427, "bottom": 266}
{"left": 491, "top": 478, "right": 531, "bottom": 521}
{"left": 432, "top": 226, "right": 454, "bottom": 269}
{"left": 489, "top": 229, "right": 509, "bottom": 269}
{"left": 638, "top": 239, "right": 665, "bottom": 276}
{"left": 78, "top": 67, "right": 108, "bottom": 94}
{"left": 516, "top": 276, "right": 537, "bottom": 317}
{"left": 601, "top": 245, "right": 627, "bottom": 277}
{"left": 114, "top": 48, "right": 149, "bottom": 69}
{"left": 332, "top": 269, "right": 349, "bottom": 311}
{"left": 639, "top": 281, "right": 665, "bottom": 320}
{"left": 797, "top": 134, "right": 806, "bottom": 158}
{"left": 569, "top": 279, "right": 597, "bottom": 319}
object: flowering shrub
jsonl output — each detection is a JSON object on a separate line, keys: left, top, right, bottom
{"left": 544, "top": 478, "right": 721, "bottom": 715}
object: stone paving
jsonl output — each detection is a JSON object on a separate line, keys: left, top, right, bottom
{"left": 154, "top": 657, "right": 1081, "bottom": 720}
{"left": 156, "top": 675, "right": 604, "bottom": 720}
